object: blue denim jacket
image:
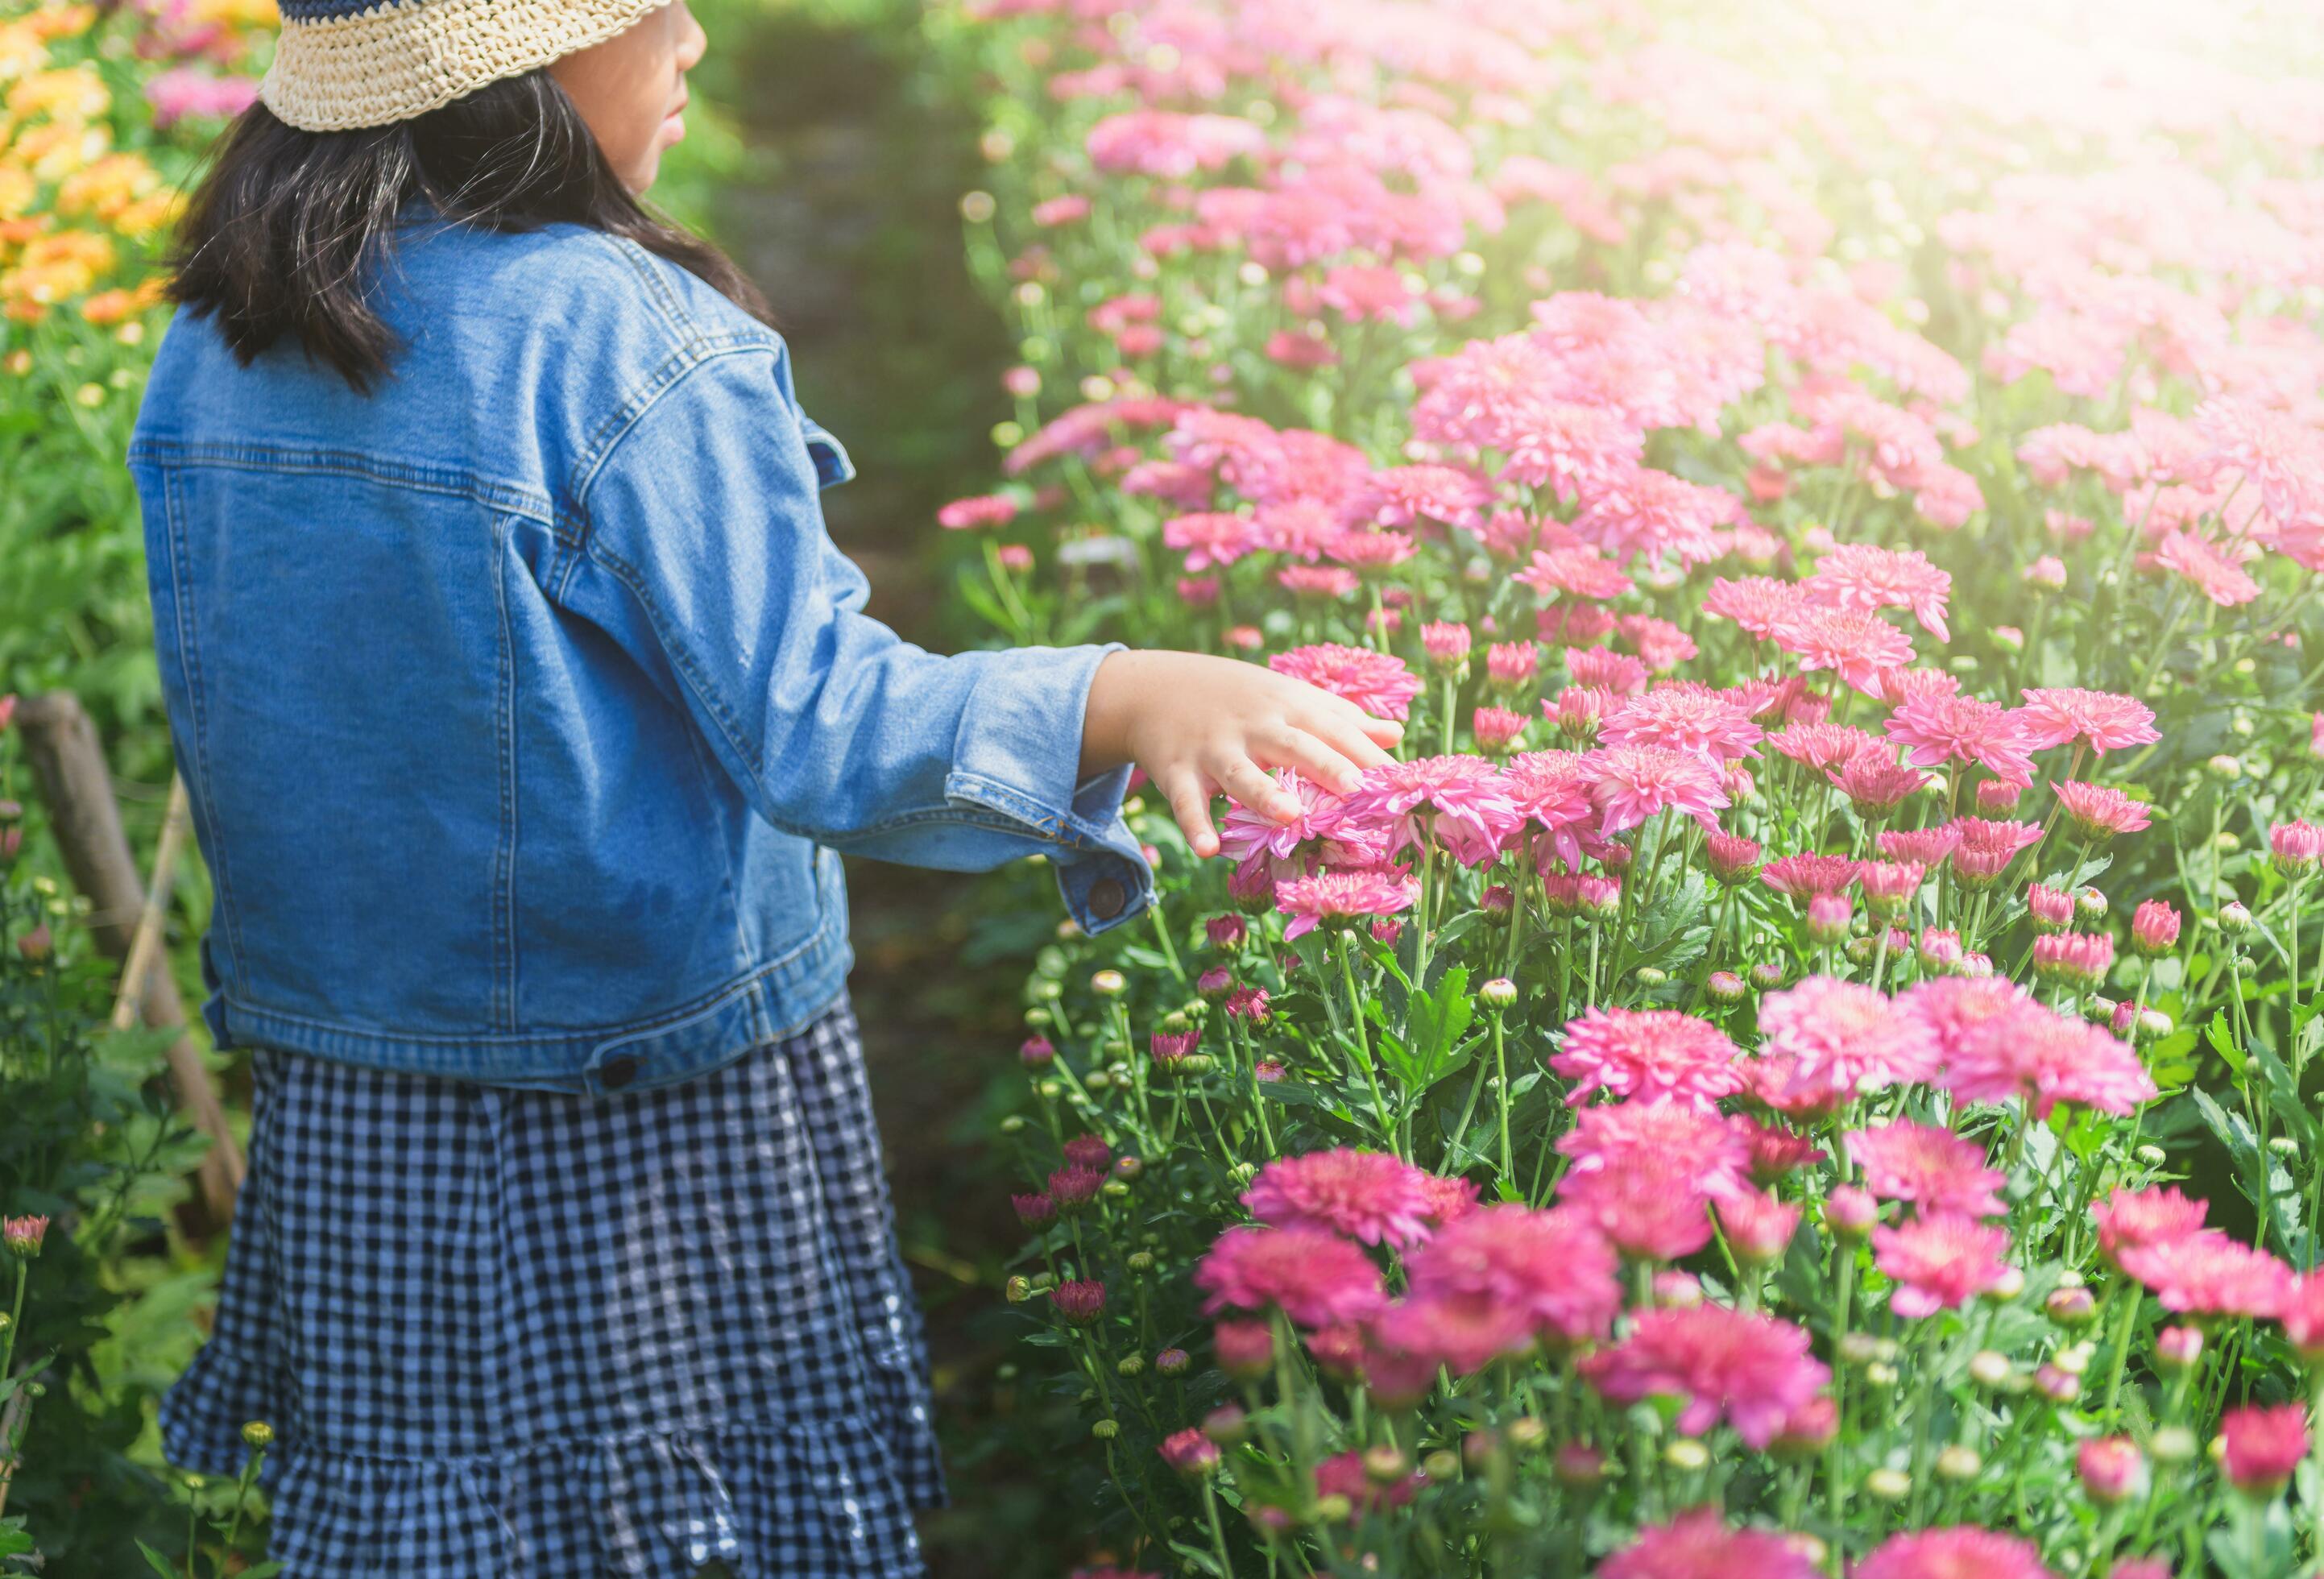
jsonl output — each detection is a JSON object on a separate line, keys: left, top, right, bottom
{"left": 127, "top": 211, "right": 1151, "bottom": 1096}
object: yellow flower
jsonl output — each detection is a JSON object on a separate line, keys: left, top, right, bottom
{"left": 6, "top": 64, "right": 109, "bottom": 126}
{"left": 113, "top": 188, "right": 183, "bottom": 239}
{"left": 193, "top": 0, "right": 278, "bottom": 29}
{"left": 23, "top": 6, "right": 97, "bottom": 43}
{"left": 0, "top": 165, "right": 34, "bottom": 222}
{"left": 10, "top": 120, "right": 110, "bottom": 184}
{"left": 0, "top": 224, "right": 113, "bottom": 311}
{"left": 0, "top": 21, "right": 49, "bottom": 85}
{"left": 56, "top": 151, "right": 157, "bottom": 222}
{"left": 78, "top": 284, "right": 136, "bottom": 324}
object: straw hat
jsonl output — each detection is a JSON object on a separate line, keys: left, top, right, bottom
{"left": 261, "top": 0, "right": 672, "bottom": 133}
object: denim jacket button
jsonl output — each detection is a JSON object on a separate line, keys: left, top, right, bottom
{"left": 600, "top": 1055, "right": 640, "bottom": 1090}
{"left": 1087, "top": 877, "right": 1127, "bottom": 922}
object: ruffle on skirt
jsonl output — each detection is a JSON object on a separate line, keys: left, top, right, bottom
{"left": 164, "top": 1418, "right": 932, "bottom": 1578}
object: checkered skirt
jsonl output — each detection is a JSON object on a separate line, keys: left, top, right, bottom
{"left": 162, "top": 997, "right": 947, "bottom": 1577}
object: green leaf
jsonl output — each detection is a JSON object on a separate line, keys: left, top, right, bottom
{"left": 135, "top": 1540, "right": 183, "bottom": 1579}
{"left": 2206, "top": 1007, "right": 2245, "bottom": 1074}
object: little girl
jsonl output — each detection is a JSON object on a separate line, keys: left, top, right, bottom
{"left": 132, "top": 2, "right": 1398, "bottom": 1573}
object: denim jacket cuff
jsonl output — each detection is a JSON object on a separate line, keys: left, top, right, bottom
{"left": 943, "top": 642, "right": 1154, "bottom": 935}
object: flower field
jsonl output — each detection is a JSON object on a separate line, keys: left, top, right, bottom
{"left": 939, "top": 0, "right": 2324, "bottom": 1574}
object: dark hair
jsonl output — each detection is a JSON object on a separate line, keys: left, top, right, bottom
{"left": 168, "top": 72, "right": 767, "bottom": 392}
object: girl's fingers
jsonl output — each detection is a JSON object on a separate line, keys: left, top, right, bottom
{"left": 1302, "top": 707, "right": 1398, "bottom": 773}
{"left": 1259, "top": 727, "right": 1369, "bottom": 796}
{"left": 1217, "top": 753, "right": 1301, "bottom": 823}
{"left": 1357, "top": 713, "right": 1406, "bottom": 749}
{"left": 1158, "top": 765, "right": 1222, "bottom": 858}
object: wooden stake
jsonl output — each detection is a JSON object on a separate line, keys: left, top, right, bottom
{"left": 14, "top": 694, "right": 242, "bottom": 1227}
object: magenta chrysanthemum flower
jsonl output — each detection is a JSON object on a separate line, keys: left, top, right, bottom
{"left": 1560, "top": 1153, "right": 1716, "bottom": 1262}
{"left": 1872, "top": 1212, "right": 2011, "bottom": 1317}
{"left": 1829, "top": 748, "right": 1930, "bottom": 817}
{"left": 1580, "top": 1304, "right": 1831, "bottom": 1448}
{"left": 1885, "top": 694, "right": 2037, "bottom": 787}
{"left": 1366, "top": 465, "right": 1495, "bottom": 532}
{"left": 1941, "top": 1001, "right": 2158, "bottom": 1118}
{"left": 1502, "top": 749, "right": 1597, "bottom": 869}
{"left": 2093, "top": 1186, "right": 2209, "bottom": 1267}
{"left": 1338, "top": 756, "right": 1523, "bottom": 864}
{"left": 1369, "top": 1291, "right": 1536, "bottom": 1376}
{"left": 1771, "top": 605, "right": 1915, "bottom": 696}
{"left": 1705, "top": 576, "right": 1809, "bottom": 640}
{"left": 1195, "top": 1225, "right": 1386, "bottom": 1328}
{"left": 1551, "top": 1007, "right": 1745, "bottom": 1109}
{"left": 1901, "top": 976, "right": 2031, "bottom": 1065}
{"left": 1758, "top": 976, "right": 1939, "bottom": 1100}
{"left": 1854, "top": 1527, "right": 2057, "bottom": 1579}
{"left": 1516, "top": 545, "right": 1635, "bottom": 602}
{"left": 2017, "top": 688, "right": 2160, "bottom": 756}
{"left": 2051, "top": 781, "right": 2153, "bottom": 839}
{"left": 1949, "top": 817, "right": 2045, "bottom": 887}
{"left": 1877, "top": 825, "right": 1961, "bottom": 868}
{"left": 1760, "top": 852, "right": 1860, "bottom": 900}
{"left": 1404, "top": 1203, "right": 1622, "bottom": 1345}
{"left": 1163, "top": 511, "right": 1260, "bottom": 571}
{"left": 1767, "top": 722, "right": 1880, "bottom": 772}
{"left": 1557, "top": 1100, "right": 1755, "bottom": 1197}
{"left": 1241, "top": 1149, "right": 1439, "bottom": 1248}
{"left": 1848, "top": 1122, "right": 2007, "bottom": 1217}
{"left": 1804, "top": 544, "right": 1953, "bottom": 642}
{"left": 2222, "top": 1404, "right": 2309, "bottom": 1494}
{"left": 1585, "top": 744, "right": 1730, "bottom": 835}
{"left": 2115, "top": 1229, "right": 2292, "bottom": 1319}
{"left": 1219, "top": 769, "right": 1347, "bottom": 864}
{"left": 1268, "top": 643, "right": 1424, "bottom": 720}
{"left": 1274, "top": 868, "right": 1418, "bottom": 940}
{"left": 1598, "top": 1508, "right": 1819, "bottom": 1579}
{"left": 1601, "top": 689, "right": 1764, "bottom": 761}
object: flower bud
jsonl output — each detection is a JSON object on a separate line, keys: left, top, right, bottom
{"left": 2046, "top": 1285, "right": 2096, "bottom": 1326}
{"left": 1005, "top": 1274, "right": 1034, "bottom": 1303}
{"left": 1553, "top": 1443, "right": 1606, "bottom": 1487}
{"left": 1505, "top": 1416, "right": 1547, "bottom": 1452}
{"left": 1159, "top": 1426, "right": 1220, "bottom": 1477}
{"left": 1092, "top": 1418, "right": 1120, "bottom": 1440}
{"left": 1705, "top": 969, "right": 1746, "bottom": 1004}
{"left": 1125, "top": 1250, "right": 1154, "bottom": 1273}
{"left": 1091, "top": 968, "right": 1127, "bottom": 997}
{"left": 1052, "top": 1280, "right": 1107, "bottom": 1325}
{"left": 2149, "top": 1425, "right": 2198, "bottom": 1465}
{"left": 1652, "top": 1270, "right": 1704, "bottom": 1309}
{"left": 2075, "top": 886, "right": 2108, "bottom": 922}
{"left": 1825, "top": 1186, "right": 1879, "bottom": 1240}
{"left": 1019, "top": 1036, "right": 1056, "bottom": 1066}
{"left": 1935, "top": 1445, "right": 1981, "bottom": 1482}
{"left": 1362, "top": 1444, "right": 1411, "bottom": 1483}
{"left": 1422, "top": 1449, "right": 1460, "bottom": 1482}
{"left": 1807, "top": 892, "right": 1853, "bottom": 946}
{"left": 1663, "top": 1439, "right": 1709, "bottom": 1472}
{"left": 2205, "top": 754, "right": 2243, "bottom": 781}
{"left": 1865, "top": 1468, "right": 1911, "bottom": 1502}
{"left": 2078, "top": 1437, "right": 2144, "bottom": 1505}
{"left": 1750, "top": 960, "right": 1788, "bottom": 990}
{"left": 1635, "top": 965, "right": 1668, "bottom": 987}
{"left": 1203, "top": 1404, "right": 1249, "bottom": 1444}
{"left": 1864, "top": 1361, "right": 1899, "bottom": 1388}
{"left": 2155, "top": 1325, "right": 2203, "bottom": 1371}
{"left": 2033, "top": 1364, "right": 2080, "bottom": 1403}
{"left": 1154, "top": 1346, "right": 1189, "bottom": 1377}
{"left": 241, "top": 1420, "right": 275, "bottom": 1450}
{"left": 1478, "top": 976, "right": 1518, "bottom": 1011}
{"left": 1215, "top": 1320, "right": 1274, "bottom": 1380}
{"left": 1967, "top": 1350, "right": 2012, "bottom": 1389}
{"left": 1116, "top": 1354, "right": 1145, "bottom": 1378}
{"left": 2, "top": 1215, "right": 48, "bottom": 1260}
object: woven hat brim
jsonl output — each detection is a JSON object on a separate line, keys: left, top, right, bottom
{"left": 260, "top": 0, "right": 674, "bottom": 132}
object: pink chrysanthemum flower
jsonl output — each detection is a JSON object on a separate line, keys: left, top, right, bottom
{"left": 1580, "top": 1304, "right": 1831, "bottom": 1449}
{"left": 1502, "top": 749, "right": 1597, "bottom": 870}
{"left": 1569, "top": 645, "right": 1651, "bottom": 694}
{"left": 2115, "top": 1229, "right": 2292, "bottom": 1319}
{"left": 1487, "top": 641, "right": 1541, "bottom": 688}
{"left": 1853, "top": 1527, "right": 2057, "bottom": 1579}
{"left": 1877, "top": 825, "right": 1961, "bottom": 868}
{"left": 1598, "top": 1508, "right": 1820, "bottom": 1579}
{"left": 2050, "top": 781, "right": 2152, "bottom": 839}
{"left": 1829, "top": 748, "right": 1930, "bottom": 819}
{"left": 2222, "top": 1404, "right": 2309, "bottom": 1494}
{"left": 1848, "top": 1122, "right": 2007, "bottom": 1217}
{"left": 2280, "top": 1274, "right": 2324, "bottom": 1362}
{"left": 1314, "top": 1448, "right": 1424, "bottom": 1512}
{"left": 1885, "top": 694, "right": 2037, "bottom": 787}
{"left": 1804, "top": 544, "right": 1953, "bottom": 641}
{"left": 1705, "top": 830, "right": 1765, "bottom": 885}
{"left": 1557, "top": 1102, "right": 1756, "bottom": 1202}
{"left": 2151, "top": 528, "right": 2261, "bottom": 607}
{"left": 1560, "top": 1154, "right": 1716, "bottom": 1262}
{"left": 2032, "top": 930, "right": 2115, "bottom": 986}
{"left": 1941, "top": 1001, "right": 2157, "bottom": 1119}
{"left": 1572, "top": 466, "right": 1739, "bottom": 567}
{"left": 2093, "top": 1186, "right": 2209, "bottom": 1268}
{"left": 1369, "top": 1291, "right": 1536, "bottom": 1377}
{"left": 1516, "top": 545, "right": 1635, "bottom": 602}
{"left": 1339, "top": 756, "right": 1523, "bottom": 864}
{"left": 1268, "top": 643, "right": 1423, "bottom": 720}
{"left": 1771, "top": 606, "right": 1915, "bottom": 697}
{"left": 1163, "top": 511, "right": 1260, "bottom": 571}
{"left": 1900, "top": 976, "right": 2030, "bottom": 1065}
{"left": 1584, "top": 744, "right": 1730, "bottom": 835}
{"left": 1404, "top": 1203, "right": 1622, "bottom": 1345}
{"left": 1759, "top": 853, "right": 1860, "bottom": 900}
{"left": 1767, "top": 723, "right": 1881, "bottom": 772}
{"left": 1551, "top": 1007, "right": 1745, "bottom": 1109}
{"left": 1601, "top": 689, "right": 1765, "bottom": 761}
{"left": 1241, "top": 1149, "right": 1439, "bottom": 1248}
{"left": 1366, "top": 465, "right": 1495, "bottom": 532}
{"left": 1872, "top": 1212, "right": 2011, "bottom": 1317}
{"left": 1949, "top": 817, "right": 2045, "bottom": 888}
{"left": 1758, "top": 976, "right": 1940, "bottom": 1099}
{"left": 1219, "top": 769, "right": 1347, "bottom": 864}
{"left": 2017, "top": 689, "right": 2160, "bottom": 756}
{"left": 1195, "top": 1225, "right": 1386, "bottom": 1328}
{"left": 1274, "top": 868, "right": 1418, "bottom": 940}
{"left": 1705, "top": 576, "right": 1809, "bottom": 640}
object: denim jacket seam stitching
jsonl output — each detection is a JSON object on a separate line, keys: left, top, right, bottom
{"left": 129, "top": 442, "right": 554, "bottom": 524}
{"left": 159, "top": 465, "right": 251, "bottom": 986}
{"left": 600, "top": 233, "right": 697, "bottom": 346}
{"left": 671, "top": 712, "right": 754, "bottom": 971}
{"left": 491, "top": 512, "right": 520, "bottom": 1032}
{"left": 569, "top": 342, "right": 785, "bottom": 545}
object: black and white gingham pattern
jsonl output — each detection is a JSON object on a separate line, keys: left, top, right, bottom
{"left": 162, "top": 997, "right": 946, "bottom": 1577}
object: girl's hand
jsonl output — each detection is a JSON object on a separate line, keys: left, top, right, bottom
{"left": 1080, "top": 649, "right": 1404, "bottom": 858}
